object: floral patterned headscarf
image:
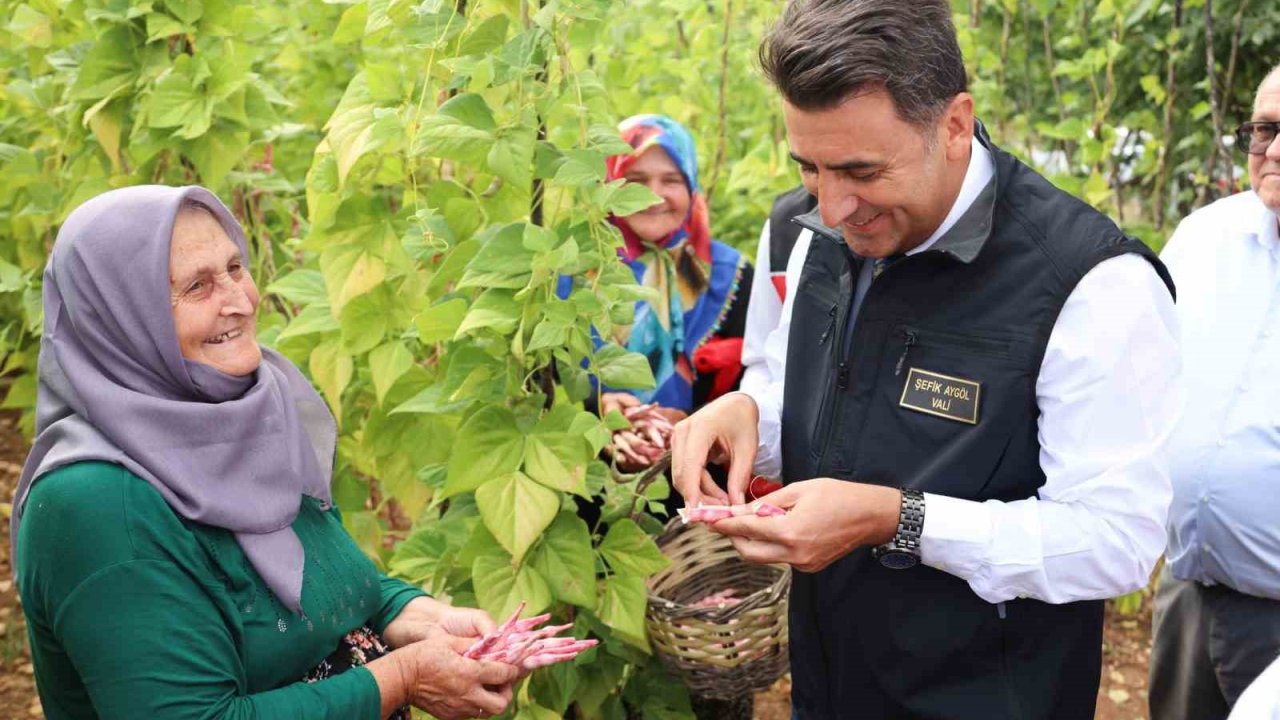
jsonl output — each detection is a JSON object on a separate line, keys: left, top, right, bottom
{"left": 602, "top": 115, "right": 744, "bottom": 411}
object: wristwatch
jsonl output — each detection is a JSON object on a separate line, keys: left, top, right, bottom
{"left": 872, "top": 489, "right": 925, "bottom": 570}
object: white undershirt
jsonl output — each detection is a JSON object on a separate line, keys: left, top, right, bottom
{"left": 740, "top": 138, "right": 1180, "bottom": 604}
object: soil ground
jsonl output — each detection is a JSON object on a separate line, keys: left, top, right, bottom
{"left": 0, "top": 410, "right": 1154, "bottom": 719}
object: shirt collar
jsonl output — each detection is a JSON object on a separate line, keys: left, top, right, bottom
{"left": 1253, "top": 192, "right": 1280, "bottom": 251}
{"left": 907, "top": 135, "right": 995, "bottom": 256}
{"left": 792, "top": 121, "right": 999, "bottom": 264}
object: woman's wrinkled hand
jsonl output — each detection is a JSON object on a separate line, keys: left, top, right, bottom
{"left": 601, "top": 393, "right": 678, "bottom": 470}
{"left": 600, "top": 391, "right": 642, "bottom": 418}
{"left": 382, "top": 597, "right": 495, "bottom": 650}
{"left": 395, "top": 635, "right": 519, "bottom": 719}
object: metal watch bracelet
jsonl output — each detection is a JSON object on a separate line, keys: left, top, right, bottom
{"left": 875, "top": 488, "right": 925, "bottom": 556}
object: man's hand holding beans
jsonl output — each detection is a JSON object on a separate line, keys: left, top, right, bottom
{"left": 671, "top": 393, "right": 902, "bottom": 572}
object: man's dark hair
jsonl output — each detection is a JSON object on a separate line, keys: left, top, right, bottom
{"left": 760, "top": 0, "right": 969, "bottom": 128}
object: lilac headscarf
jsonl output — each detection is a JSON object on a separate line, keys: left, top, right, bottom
{"left": 10, "top": 185, "right": 335, "bottom": 615}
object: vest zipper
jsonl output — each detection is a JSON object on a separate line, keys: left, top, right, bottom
{"left": 819, "top": 304, "right": 837, "bottom": 345}
{"left": 901, "top": 325, "right": 1011, "bottom": 358}
{"left": 815, "top": 253, "right": 859, "bottom": 473}
{"left": 895, "top": 330, "right": 917, "bottom": 376}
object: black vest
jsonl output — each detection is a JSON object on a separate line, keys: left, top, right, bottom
{"left": 781, "top": 127, "right": 1174, "bottom": 719}
{"left": 769, "top": 186, "right": 818, "bottom": 276}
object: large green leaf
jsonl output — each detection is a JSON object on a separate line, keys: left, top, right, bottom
{"left": 526, "top": 317, "right": 568, "bottom": 353}
{"left": 598, "top": 519, "right": 670, "bottom": 577}
{"left": 598, "top": 575, "right": 649, "bottom": 650}
{"left": 602, "top": 181, "right": 661, "bottom": 216}
{"left": 413, "top": 93, "right": 496, "bottom": 163}
{"left": 443, "top": 406, "right": 525, "bottom": 498}
{"left": 414, "top": 298, "right": 468, "bottom": 343}
{"left": 388, "top": 525, "right": 450, "bottom": 587}
{"left": 523, "top": 432, "right": 589, "bottom": 496}
{"left": 457, "top": 14, "right": 509, "bottom": 56}
{"left": 438, "top": 92, "right": 497, "bottom": 131}
{"left": 321, "top": 246, "right": 387, "bottom": 315}
{"left": 389, "top": 384, "right": 471, "bottom": 417}
{"left": 457, "top": 224, "right": 536, "bottom": 289}
{"left": 339, "top": 291, "right": 389, "bottom": 354}
{"left": 368, "top": 341, "right": 413, "bottom": 406}
{"left": 278, "top": 304, "right": 340, "bottom": 339}
{"left": 377, "top": 452, "right": 432, "bottom": 523}
{"left": 530, "top": 512, "right": 597, "bottom": 608}
{"left": 148, "top": 55, "right": 215, "bottom": 139}
{"left": 323, "top": 72, "right": 401, "bottom": 184}
{"left": 309, "top": 339, "right": 353, "bottom": 420}
{"left": 0, "top": 260, "right": 25, "bottom": 294}
{"left": 267, "top": 270, "right": 328, "bottom": 306}
{"left": 186, "top": 127, "right": 250, "bottom": 188}
{"left": 552, "top": 148, "right": 607, "bottom": 187}
{"left": 594, "top": 344, "right": 656, "bottom": 390}
{"left": 568, "top": 411, "right": 612, "bottom": 456}
{"left": 455, "top": 288, "right": 520, "bottom": 337}
{"left": 487, "top": 126, "right": 536, "bottom": 189}
{"left": 529, "top": 661, "right": 581, "bottom": 715}
{"left": 164, "top": 0, "right": 204, "bottom": 25}
{"left": 475, "top": 471, "right": 559, "bottom": 564}
{"left": 332, "top": 2, "right": 368, "bottom": 44}
{"left": 472, "top": 550, "right": 552, "bottom": 621}
{"left": 8, "top": 5, "right": 52, "bottom": 48}
{"left": 69, "top": 27, "right": 137, "bottom": 102}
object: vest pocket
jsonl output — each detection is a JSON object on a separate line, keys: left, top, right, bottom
{"left": 853, "top": 324, "right": 1033, "bottom": 500}
{"left": 899, "top": 324, "right": 1013, "bottom": 362}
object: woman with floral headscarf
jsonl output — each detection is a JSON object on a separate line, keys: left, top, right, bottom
{"left": 570, "top": 115, "right": 753, "bottom": 470}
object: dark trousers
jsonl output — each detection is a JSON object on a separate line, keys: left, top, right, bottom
{"left": 1149, "top": 569, "right": 1280, "bottom": 720}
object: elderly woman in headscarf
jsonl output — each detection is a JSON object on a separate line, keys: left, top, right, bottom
{"left": 11, "top": 186, "right": 518, "bottom": 720}
{"left": 564, "top": 114, "right": 753, "bottom": 471}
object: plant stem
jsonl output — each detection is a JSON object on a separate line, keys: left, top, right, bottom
{"left": 703, "top": 0, "right": 733, "bottom": 204}
{"left": 1198, "top": 0, "right": 1229, "bottom": 205}
{"left": 1153, "top": 0, "right": 1183, "bottom": 230}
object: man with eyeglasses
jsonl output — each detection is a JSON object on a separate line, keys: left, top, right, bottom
{"left": 1149, "top": 64, "right": 1280, "bottom": 720}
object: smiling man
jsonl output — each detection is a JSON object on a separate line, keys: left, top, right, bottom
{"left": 669, "top": 1, "right": 1181, "bottom": 718}
{"left": 1149, "top": 64, "right": 1280, "bottom": 720}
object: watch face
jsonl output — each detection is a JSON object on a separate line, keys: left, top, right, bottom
{"left": 878, "top": 550, "right": 920, "bottom": 570}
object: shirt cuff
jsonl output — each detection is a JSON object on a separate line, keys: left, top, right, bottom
{"left": 919, "top": 493, "right": 993, "bottom": 582}
{"left": 372, "top": 577, "right": 430, "bottom": 634}
{"left": 733, "top": 390, "right": 782, "bottom": 478}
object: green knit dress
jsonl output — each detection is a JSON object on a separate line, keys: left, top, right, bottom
{"left": 17, "top": 461, "right": 425, "bottom": 720}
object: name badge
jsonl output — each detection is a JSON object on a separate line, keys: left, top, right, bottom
{"left": 899, "top": 368, "right": 981, "bottom": 424}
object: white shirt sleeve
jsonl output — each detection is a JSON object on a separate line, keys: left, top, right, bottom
{"left": 1157, "top": 213, "right": 1195, "bottom": 273}
{"left": 740, "top": 230, "right": 810, "bottom": 479}
{"left": 1229, "top": 653, "right": 1280, "bottom": 720}
{"left": 740, "top": 221, "right": 780, "bottom": 398}
{"left": 919, "top": 253, "right": 1180, "bottom": 604}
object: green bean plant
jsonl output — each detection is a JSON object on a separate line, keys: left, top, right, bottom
{"left": 279, "top": 2, "right": 702, "bottom": 717}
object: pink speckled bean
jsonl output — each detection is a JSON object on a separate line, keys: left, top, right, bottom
{"left": 512, "top": 613, "right": 552, "bottom": 632}
{"left": 464, "top": 601, "right": 526, "bottom": 658}
{"left": 754, "top": 502, "right": 787, "bottom": 517}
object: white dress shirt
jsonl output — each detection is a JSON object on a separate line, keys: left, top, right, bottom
{"left": 740, "top": 137, "right": 1180, "bottom": 604}
{"left": 1231, "top": 653, "right": 1280, "bottom": 720}
{"left": 1161, "top": 191, "right": 1280, "bottom": 601}
{"left": 740, "top": 221, "right": 812, "bottom": 398}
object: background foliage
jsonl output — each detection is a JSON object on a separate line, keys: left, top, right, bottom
{"left": 1, "top": 0, "right": 1275, "bottom": 716}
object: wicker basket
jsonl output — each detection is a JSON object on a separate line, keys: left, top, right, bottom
{"left": 644, "top": 517, "right": 791, "bottom": 700}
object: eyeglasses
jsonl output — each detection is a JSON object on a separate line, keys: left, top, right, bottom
{"left": 1235, "top": 121, "right": 1280, "bottom": 155}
